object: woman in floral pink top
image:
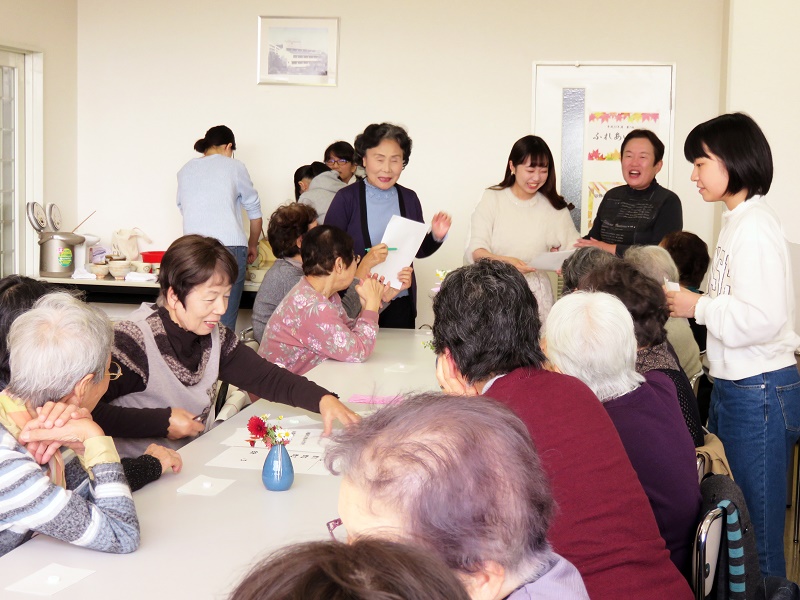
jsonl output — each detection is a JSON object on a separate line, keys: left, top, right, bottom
{"left": 260, "top": 226, "right": 411, "bottom": 375}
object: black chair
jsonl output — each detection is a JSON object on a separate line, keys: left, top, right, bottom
{"left": 693, "top": 474, "right": 761, "bottom": 600}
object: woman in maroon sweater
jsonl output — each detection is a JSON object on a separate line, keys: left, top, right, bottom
{"left": 432, "top": 260, "right": 693, "bottom": 600}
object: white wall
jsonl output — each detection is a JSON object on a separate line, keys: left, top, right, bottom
{"left": 726, "top": 0, "right": 800, "bottom": 331}
{"left": 75, "top": 0, "right": 725, "bottom": 326}
{"left": 0, "top": 0, "right": 78, "bottom": 226}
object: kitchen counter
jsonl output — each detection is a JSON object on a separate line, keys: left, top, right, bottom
{"left": 39, "top": 276, "right": 260, "bottom": 308}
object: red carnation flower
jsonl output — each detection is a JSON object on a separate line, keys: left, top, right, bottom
{"left": 247, "top": 416, "right": 267, "bottom": 438}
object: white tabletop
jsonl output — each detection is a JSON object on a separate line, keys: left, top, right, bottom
{"left": 0, "top": 329, "right": 438, "bottom": 599}
{"left": 303, "top": 328, "right": 438, "bottom": 401}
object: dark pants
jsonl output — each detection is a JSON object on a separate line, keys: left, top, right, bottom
{"left": 378, "top": 295, "right": 414, "bottom": 329}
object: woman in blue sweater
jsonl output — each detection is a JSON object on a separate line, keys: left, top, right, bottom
{"left": 177, "top": 125, "right": 263, "bottom": 331}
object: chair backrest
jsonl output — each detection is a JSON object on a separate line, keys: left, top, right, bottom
{"left": 697, "top": 454, "right": 707, "bottom": 484}
{"left": 699, "top": 474, "right": 761, "bottom": 600}
{"left": 238, "top": 326, "right": 260, "bottom": 351}
{"left": 691, "top": 370, "right": 704, "bottom": 396}
{"left": 693, "top": 506, "right": 724, "bottom": 600}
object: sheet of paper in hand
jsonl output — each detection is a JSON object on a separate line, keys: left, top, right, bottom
{"left": 370, "top": 215, "right": 429, "bottom": 289}
{"left": 529, "top": 248, "right": 576, "bottom": 271}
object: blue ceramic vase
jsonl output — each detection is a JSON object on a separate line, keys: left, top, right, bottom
{"left": 261, "top": 444, "right": 294, "bottom": 491}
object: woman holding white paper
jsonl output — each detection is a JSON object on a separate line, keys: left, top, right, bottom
{"left": 261, "top": 226, "right": 411, "bottom": 375}
{"left": 466, "top": 136, "right": 579, "bottom": 319}
{"left": 324, "top": 123, "right": 451, "bottom": 329}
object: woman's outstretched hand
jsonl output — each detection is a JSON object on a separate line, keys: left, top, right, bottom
{"left": 319, "top": 395, "right": 360, "bottom": 436}
{"left": 431, "top": 212, "right": 452, "bottom": 241}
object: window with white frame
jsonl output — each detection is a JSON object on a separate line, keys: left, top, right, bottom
{"left": 0, "top": 50, "right": 25, "bottom": 277}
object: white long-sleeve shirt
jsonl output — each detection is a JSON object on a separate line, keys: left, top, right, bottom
{"left": 695, "top": 196, "right": 800, "bottom": 380}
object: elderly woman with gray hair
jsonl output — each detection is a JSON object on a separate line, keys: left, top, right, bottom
{"left": 326, "top": 392, "right": 589, "bottom": 600}
{"left": 0, "top": 293, "right": 139, "bottom": 556}
{"left": 625, "top": 245, "right": 703, "bottom": 380}
{"left": 544, "top": 291, "right": 700, "bottom": 579}
{"left": 560, "top": 246, "right": 618, "bottom": 294}
{"left": 580, "top": 260, "right": 704, "bottom": 447}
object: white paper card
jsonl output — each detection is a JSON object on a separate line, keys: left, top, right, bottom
{"left": 664, "top": 280, "right": 681, "bottom": 292}
{"left": 371, "top": 215, "right": 429, "bottom": 289}
{"left": 221, "top": 424, "right": 329, "bottom": 454}
{"left": 176, "top": 475, "right": 235, "bottom": 496}
{"left": 289, "top": 427, "right": 330, "bottom": 454}
{"left": 5, "top": 563, "right": 94, "bottom": 596}
{"left": 207, "top": 446, "right": 270, "bottom": 469}
{"left": 221, "top": 427, "right": 265, "bottom": 448}
{"left": 529, "top": 249, "right": 575, "bottom": 271}
{"left": 286, "top": 449, "right": 328, "bottom": 475}
{"left": 206, "top": 446, "right": 331, "bottom": 476}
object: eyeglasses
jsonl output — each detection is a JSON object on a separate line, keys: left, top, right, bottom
{"left": 325, "top": 159, "right": 350, "bottom": 166}
{"left": 107, "top": 360, "right": 123, "bottom": 381}
{"left": 327, "top": 518, "right": 348, "bottom": 542}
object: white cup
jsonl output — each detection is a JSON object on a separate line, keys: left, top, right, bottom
{"left": 131, "top": 261, "right": 152, "bottom": 273}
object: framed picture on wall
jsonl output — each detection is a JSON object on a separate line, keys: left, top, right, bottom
{"left": 257, "top": 17, "right": 339, "bottom": 86}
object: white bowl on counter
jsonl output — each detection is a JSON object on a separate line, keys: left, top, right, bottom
{"left": 108, "top": 264, "right": 131, "bottom": 280}
{"left": 90, "top": 264, "right": 110, "bottom": 278}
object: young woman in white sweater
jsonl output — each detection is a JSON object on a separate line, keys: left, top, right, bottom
{"left": 466, "top": 136, "right": 578, "bottom": 319}
{"left": 667, "top": 113, "right": 800, "bottom": 578}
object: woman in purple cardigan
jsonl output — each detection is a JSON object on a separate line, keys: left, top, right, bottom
{"left": 544, "top": 291, "right": 701, "bottom": 581}
{"left": 324, "top": 123, "right": 451, "bottom": 329}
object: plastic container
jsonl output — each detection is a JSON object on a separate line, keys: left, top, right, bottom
{"left": 141, "top": 251, "right": 166, "bottom": 264}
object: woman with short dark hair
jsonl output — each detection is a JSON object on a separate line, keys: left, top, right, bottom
{"left": 324, "top": 123, "right": 451, "bottom": 329}
{"left": 667, "top": 113, "right": 800, "bottom": 577}
{"left": 660, "top": 231, "right": 710, "bottom": 292}
{"left": 259, "top": 226, "right": 410, "bottom": 375}
{"left": 323, "top": 140, "right": 359, "bottom": 184}
{"left": 252, "top": 205, "right": 367, "bottom": 342}
{"left": 431, "top": 260, "right": 693, "bottom": 599}
{"left": 252, "top": 203, "right": 319, "bottom": 342}
{"left": 91, "top": 234, "right": 359, "bottom": 457}
{"left": 230, "top": 539, "right": 471, "bottom": 600}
